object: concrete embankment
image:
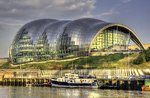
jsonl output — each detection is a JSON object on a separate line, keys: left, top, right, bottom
{"left": 40, "top": 69, "right": 150, "bottom": 78}
{"left": 0, "top": 69, "right": 149, "bottom": 79}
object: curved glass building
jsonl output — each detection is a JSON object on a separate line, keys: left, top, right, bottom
{"left": 9, "top": 18, "right": 145, "bottom": 64}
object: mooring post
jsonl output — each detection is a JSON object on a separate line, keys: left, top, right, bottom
{"left": 109, "top": 80, "right": 112, "bottom": 86}
{"left": 128, "top": 80, "right": 131, "bottom": 90}
{"left": 9, "top": 78, "right": 11, "bottom": 86}
{"left": 124, "top": 81, "right": 128, "bottom": 90}
{"left": 117, "top": 80, "right": 120, "bottom": 88}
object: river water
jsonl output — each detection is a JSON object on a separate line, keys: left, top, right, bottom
{"left": 0, "top": 86, "right": 150, "bottom": 98}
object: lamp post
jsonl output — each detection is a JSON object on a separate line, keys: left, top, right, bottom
{"left": 128, "top": 32, "right": 130, "bottom": 69}
{"left": 128, "top": 49, "right": 129, "bottom": 69}
{"left": 86, "top": 56, "right": 87, "bottom": 70}
{"left": 20, "top": 58, "right": 22, "bottom": 69}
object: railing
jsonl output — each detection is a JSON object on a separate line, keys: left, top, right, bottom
{"left": 92, "top": 50, "right": 143, "bottom": 52}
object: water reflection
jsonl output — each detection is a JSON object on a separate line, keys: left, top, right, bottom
{"left": 0, "top": 86, "right": 150, "bottom": 98}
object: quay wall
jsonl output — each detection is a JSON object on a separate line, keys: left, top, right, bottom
{"left": 0, "top": 69, "right": 40, "bottom": 73}
{"left": 0, "top": 69, "right": 40, "bottom": 78}
{"left": 0, "top": 69, "right": 150, "bottom": 78}
{"left": 40, "top": 69, "right": 150, "bottom": 78}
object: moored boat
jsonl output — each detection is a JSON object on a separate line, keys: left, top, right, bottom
{"left": 51, "top": 72, "right": 99, "bottom": 88}
{"left": 142, "top": 79, "right": 150, "bottom": 91}
{"left": 142, "top": 85, "right": 150, "bottom": 91}
{"left": 43, "top": 82, "right": 51, "bottom": 86}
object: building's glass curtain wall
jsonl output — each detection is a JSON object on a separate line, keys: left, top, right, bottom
{"left": 9, "top": 19, "right": 59, "bottom": 64}
{"left": 55, "top": 27, "right": 79, "bottom": 59}
{"left": 91, "top": 27, "right": 130, "bottom": 51}
{"left": 9, "top": 18, "right": 144, "bottom": 65}
{"left": 9, "top": 28, "right": 35, "bottom": 64}
{"left": 35, "top": 31, "right": 52, "bottom": 61}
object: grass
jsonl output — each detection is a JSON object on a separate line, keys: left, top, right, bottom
{"left": 1, "top": 52, "right": 149, "bottom": 70}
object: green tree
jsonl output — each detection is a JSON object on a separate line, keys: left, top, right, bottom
{"left": 133, "top": 54, "right": 146, "bottom": 64}
{"left": 143, "top": 49, "right": 150, "bottom": 62}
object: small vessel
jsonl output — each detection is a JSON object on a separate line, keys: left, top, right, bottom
{"left": 50, "top": 72, "right": 99, "bottom": 88}
{"left": 142, "top": 85, "right": 150, "bottom": 91}
{"left": 142, "top": 79, "right": 150, "bottom": 91}
{"left": 43, "top": 82, "right": 51, "bottom": 86}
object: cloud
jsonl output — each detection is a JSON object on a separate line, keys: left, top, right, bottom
{"left": 120, "top": 0, "right": 132, "bottom": 3}
{"left": 0, "top": 21, "right": 22, "bottom": 33}
{"left": 95, "top": 8, "right": 120, "bottom": 17}
{"left": 0, "top": 23, "right": 9, "bottom": 32}
{"left": 94, "top": 0, "right": 133, "bottom": 18}
{"left": 0, "top": 0, "right": 96, "bottom": 20}
{"left": 0, "top": 21, "right": 23, "bottom": 27}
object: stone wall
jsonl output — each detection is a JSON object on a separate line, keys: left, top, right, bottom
{"left": 40, "top": 69, "right": 150, "bottom": 78}
{"left": 0, "top": 69, "right": 40, "bottom": 78}
{"left": 1, "top": 69, "right": 150, "bottom": 78}
{"left": 0, "top": 69, "right": 40, "bottom": 73}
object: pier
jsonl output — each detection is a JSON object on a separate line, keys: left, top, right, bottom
{"left": 0, "top": 77, "right": 145, "bottom": 90}
{"left": 97, "top": 78, "right": 144, "bottom": 90}
{"left": 0, "top": 77, "right": 51, "bottom": 86}
{"left": 0, "top": 69, "right": 149, "bottom": 90}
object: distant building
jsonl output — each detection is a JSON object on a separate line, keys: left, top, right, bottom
{"left": 129, "top": 44, "right": 150, "bottom": 50}
{"left": 0, "top": 58, "right": 9, "bottom": 63}
{"left": 9, "top": 18, "right": 145, "bottom": 64}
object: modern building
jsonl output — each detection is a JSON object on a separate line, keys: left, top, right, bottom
{"left": 9, "top": 18, "right": 145, "bottom": 64}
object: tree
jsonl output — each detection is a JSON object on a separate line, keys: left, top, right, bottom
{"left": 144, "top": 49, "right": 150, "bottom": 62}
{"left": 133, "top": 54, "right": 146, "bottom": 64}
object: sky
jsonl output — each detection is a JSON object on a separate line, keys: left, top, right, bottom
{"left": 0, "top": 0, "right": 150, "bottom": 58}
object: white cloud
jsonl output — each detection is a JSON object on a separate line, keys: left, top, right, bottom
{"left": 0, "top": 0, "right": 96, "bottom": 20}
{"left": 120, "top": 0, "right": 132, "bottom": 3}
{"left": 95, "top": 8, "right": 120, "bottom": 17}
{"left": 0, "top": 21, "right": 22, "bottom": 34}
{"left": 0, "top": 21, "right": 23, "bottom": 27}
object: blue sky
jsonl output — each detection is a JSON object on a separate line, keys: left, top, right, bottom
{"left": 0, "top": 0, "right": 150, "bottom": 58}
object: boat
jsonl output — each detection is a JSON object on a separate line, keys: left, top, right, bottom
{"left": 142, "top": 85, "right": 150, "bottom": 91}
{"left": 43, "top": 82, "right": 51, "bottom": 86}
{"left": 142, "top": 79, "right": 150, "bottom": 91}
{"left": 50, "top": 72, "right": 99, "bottom": 88}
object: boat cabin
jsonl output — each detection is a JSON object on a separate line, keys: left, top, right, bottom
{"left": 65, "top": 73, "right": 79, "bottom": 79}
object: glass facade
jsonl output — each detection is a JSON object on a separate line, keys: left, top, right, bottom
{"left": 91, "top": 27, "right": 130, "bottom": 51}
{"left": 9, "top": 18, "right": 139, "bottom": 65}
{"left": 9, "top": 19, "right": 59, "bottom": 64}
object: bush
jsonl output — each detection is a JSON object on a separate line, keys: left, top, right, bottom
{"left": 133, "top": 49, "right": 150, "bottom": 64}
{"left": 143, "top": 49, "right": 150, "bottom": 62}
{"left": 133, "top": 55, "right": 146, "bottom": 64}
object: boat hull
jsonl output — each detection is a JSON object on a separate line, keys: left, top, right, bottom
{"left": 51, "top": 80, "right": 98, "bottom": 88}
{"left": 142, "top": 85, "right": 150, "bottom": 91}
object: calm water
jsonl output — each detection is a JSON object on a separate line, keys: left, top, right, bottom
{"left": 0, "top": 86, "right": 150, "bottom": 98}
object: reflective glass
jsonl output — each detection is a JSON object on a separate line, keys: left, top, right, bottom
{"left": 9, "top": 18, "right": 143, "bottom": 64}
{"left": 91, "top": 26, "right": 130, "bottom": 51}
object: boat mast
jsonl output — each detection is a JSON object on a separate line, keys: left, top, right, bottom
{"left": 70, "top": 60, "right": 73, "bottom": 73}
